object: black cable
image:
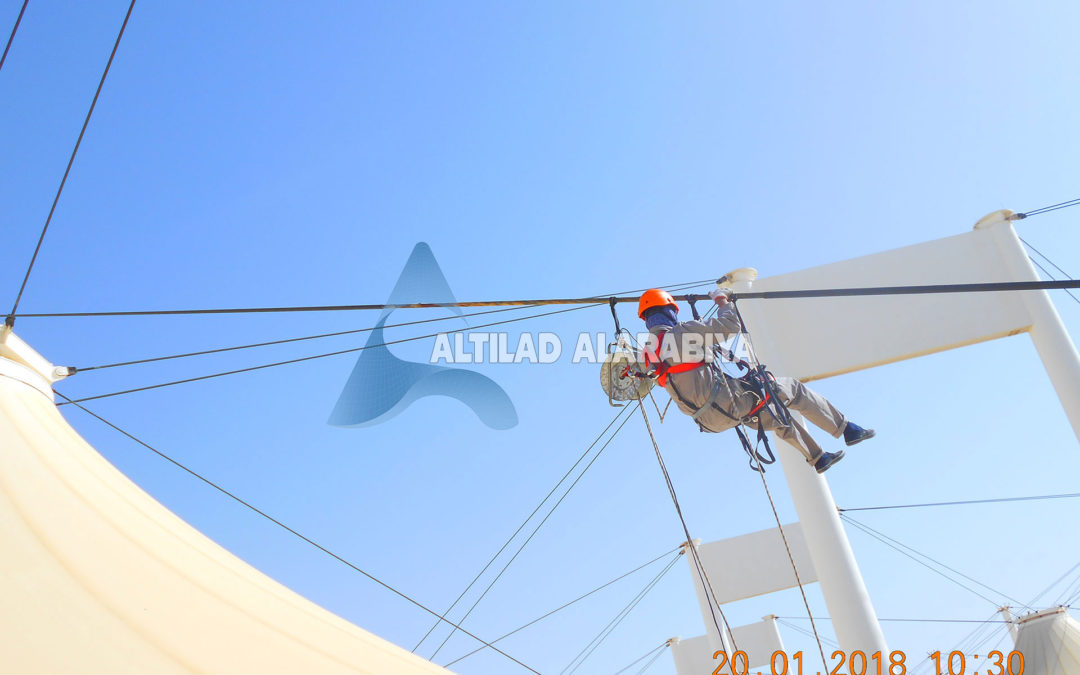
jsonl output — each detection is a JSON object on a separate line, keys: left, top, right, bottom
{"left": 58, "top": 304, "right": 599, "bottom": 405}
{"left": 561, "top": 555, "right": 682, "bottom": 675}
{"left": 733, "top": 279, "right": 1080, "bottom": 300}
{"left": 19, "top": 279, "right": 1080, "bottom": 319}
{"left": 1021, "top": 237, "right": 1080, "bottom": 307}
{"left": 426, "top": 404, "right": 640, "bottom": 661}
{"left": 76, "top": 279, "right": 713, "bottom": 373}
{"left": 14, "top": 279, "right": 717, "bottom": 319}
{"left": 414, "top": 405, "right": 630, "bottom": 653}
{"left": 442, "top": 547, "right": 682, "bottom": 668}
{"left": 414, "top": 405, "right": 632, "bottom": 653}
{"left": 0, "top": 0, "right": 29, "bottom": 73}
{"left": 839, "top": 492, "right": 1080, "bottom": 512}
{"left": 842, "top": 514, "right": 1027, "bottom": 609}
{"left": 8, "top": 0, "right": 136, "bottom": 322}
{"left": 78, "top": 304, "right": 537, "bottom": 372}
{"left": 55, "top": 391, "right": 541, "bottom": 674}
{"left": 1017, "top": 197, "right": 1080, "bottom": 219}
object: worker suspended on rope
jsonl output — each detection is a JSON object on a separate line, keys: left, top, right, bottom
{"left": 636, "top": 289, "right": 875, "bottom": 473}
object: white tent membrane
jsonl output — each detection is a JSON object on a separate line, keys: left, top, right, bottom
{"left": 1013, "top": 608, "right": 1080, "bottom": 675}
{"left": 0, "top": 329, "right": 451, "bottom": 674}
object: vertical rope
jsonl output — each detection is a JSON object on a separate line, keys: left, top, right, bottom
{"left": 729, "top": 297, "right": 829, "bottom": 669}
{"left": 635, "top": 400, "right": 740, "bottom": 654}
{"left": 755, "top": 465, "right": 829, "bottom": 670}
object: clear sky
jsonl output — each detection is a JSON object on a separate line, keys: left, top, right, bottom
{"left": 3, "top": 1, "right": 1080, "bottom": 673}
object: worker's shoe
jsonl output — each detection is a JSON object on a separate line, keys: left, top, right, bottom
{"left": 843, "top": 421, "right": 875, "bottom": 446}
{"left": 813, "top": 450, "right": 845, "bottom": 474}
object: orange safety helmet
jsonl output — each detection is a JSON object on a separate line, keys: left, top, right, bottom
{"left": 638, "top": 289, "right": 678, "bottom": 319}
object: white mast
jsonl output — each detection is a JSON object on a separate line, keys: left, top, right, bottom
{"left": 729, "top": 269, "right": 888, "bottom": 654}
{"left": 974, "top": 211, "right": 1080, "bottom": 444}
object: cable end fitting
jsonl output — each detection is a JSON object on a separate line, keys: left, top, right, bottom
{"left": 4, "top": 315, "right": 14, "bottom": 329}
{"left": 1009, "top": 212, "right": 1028, "bottom": 221}
{"left": 679, "top": 538, "right": 701, "bottom": 554}
{"left": 52, "top": 366, "right": 76, "bottom": 381}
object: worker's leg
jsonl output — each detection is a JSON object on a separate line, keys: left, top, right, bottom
{"left": 756, "top": 414, "right": 823, "bottom": 463}
{"left": 772, "top": 377, "right": 846, "bottom": 439}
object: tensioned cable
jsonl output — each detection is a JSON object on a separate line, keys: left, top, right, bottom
{"left": 1029, "top": 258, "right": 1080, "bottom": 306}
{"left": 1015, "top": 197, "right": 1080, "bottom": 219}
{"left": 18, "top": 279, "right": 1080, "bottom": 318}
{"left": 76, "top": 279, "right": 713, "bottom": 373}
{"left": 565, "top": 557, "right": 681, "bottom": 674}
{"left": 839, "top": 491, "right": 1080, "bottom": 512}
{"left": 0, "top": 0, "right": 29, "bottom": 73}
{"left": 909, "top": 610, "right": 1004, "bottom": 675}
{"left": 1030, "top": 560, "right": 1080, "bottom": 607}
{"left": 414, "top": 401, "right": 630, "bottom": 656}
{"left": 79, "top": 304, "right": 537, "bottom": 373}
{"left": 55, "top": 391, "right": 540, "bottom": 674}
{"left": 843, "top": 515, "right": 1022, "bottom": 608}
{"left": 776, "top": 618, "right": 839, "bottom": 649}
{"left": 842, "top": 514, "right": 1028, "bottom": 609}
{"left": 1022, "top": 237, "right": 1078, "bottom": 282}
{"left": 1021, "top": 237, "right": 1080, "bottom": 307}
{"left": 442, "top": 546, "right": 682, "bottom": 668}
{"left": 1054, "top": 563, "right": 1080, "bottom": 606}
{"left": 415, "top": 404, "right": 632, "bottom": 654}
{"left": 1062, "top": 574, "right": 1080, "bottom": 607}
{"left": 7, "top": 0, "right": 137, "bottom": 321}
{"left": 611, "top": 641, "right": 669, "bottom": 675}
{"left": 426, "top": 404, "right": 640, "bottom": 661}
{"left": 561, "top": 554, "right": 682, "bottom": 675}
{"left": 632, "top": 645, "right": 671, "bottom": 675}
{"left": 14, "top": 279, "right": 719, "bottom": 318}
{"left": 58, "top": 304, "right": 599, "bottom": 405}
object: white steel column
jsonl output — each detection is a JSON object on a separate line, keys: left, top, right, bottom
{"left": 975, "top": 211, "right": 1080, "bottom": 445}
{"left": 729, "top": 269, "right": 888, "bottom": 654}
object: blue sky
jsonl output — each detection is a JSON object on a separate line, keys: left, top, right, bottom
{"left": 3, "top": 1, "right": 1080, "bottom": 673}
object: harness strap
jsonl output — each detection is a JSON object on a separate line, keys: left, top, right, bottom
{"left": 690, "top": 375, "right": 725, "bottom": 425}
{"left": 647, "top": 330, "right": 708, "bottom": 387}
{"left": 735, "top": 422, "right": 778, "bottom": 473}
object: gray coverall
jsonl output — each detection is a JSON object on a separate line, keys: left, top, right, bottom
{"left": 643, "top": 306, "right": 847, "bottom": 464}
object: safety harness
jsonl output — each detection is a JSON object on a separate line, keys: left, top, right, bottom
{"left": 646, "top": 327, "right": 787, "bottom": 473}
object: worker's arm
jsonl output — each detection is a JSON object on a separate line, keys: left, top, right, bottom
{"left": 676, "top": 304, "right": 742, "bottom": 341}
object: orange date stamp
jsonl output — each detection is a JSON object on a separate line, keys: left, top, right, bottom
{"left": 711, "top": 650, "right": 1025, "bottom": 675}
